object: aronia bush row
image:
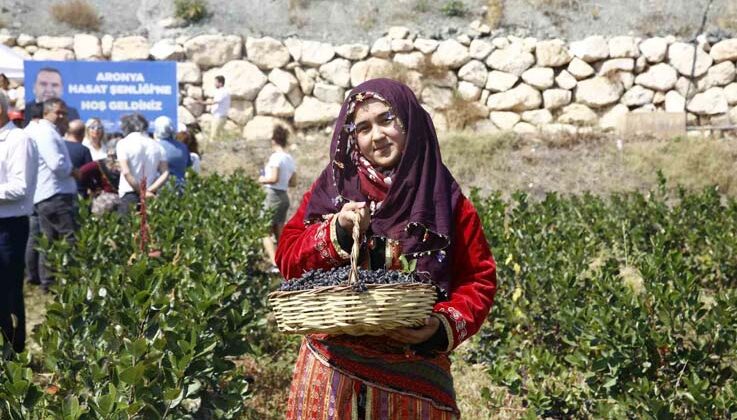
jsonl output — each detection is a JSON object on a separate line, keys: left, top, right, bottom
{"left": 3, "top": 174, "right": 737, "bottom": 417}
{"left": 470, "top": 178, "right": 737, "bottom": 417}
{"left": 1, "top": 172, "right": 272, "bottom": 419}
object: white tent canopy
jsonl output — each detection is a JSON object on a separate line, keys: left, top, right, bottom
{"left": 0, "top": 44, "right": 24, "bottom": 80}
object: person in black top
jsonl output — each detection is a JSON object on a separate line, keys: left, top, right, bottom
{"left": 64, "top": 119, "right": 93, "bottom": 197}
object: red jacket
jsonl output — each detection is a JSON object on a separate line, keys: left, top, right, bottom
{"left": 276, "top": 187, "right": 497, "bottom": 353}
{"left": 276, "top": 187, "right": 497, "bottom": 411}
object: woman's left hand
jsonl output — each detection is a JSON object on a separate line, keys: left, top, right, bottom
{"left": 385, "top": 316, "right": 440, "bottom": 345}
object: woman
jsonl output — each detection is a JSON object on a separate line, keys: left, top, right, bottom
{"left": 258, "top": 125, "right": 296, "bottom": 271}
{"left": 176, "top": 130, "right": 201, "bottom": 174}
{"left": 154, "top": 116, "right": 191, "bottom": 189}
{"left": 275, "top": 79, "right": 497, "bottom": 418}
{"left": 79, "top": 146, "right": 121, "bottom": 215}
{"left": 82, "top": 118, "right": 107, "bottom": 160}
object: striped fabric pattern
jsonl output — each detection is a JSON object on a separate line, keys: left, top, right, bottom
{"left": 286, "top": 342, "right": 459, "bottom": 420}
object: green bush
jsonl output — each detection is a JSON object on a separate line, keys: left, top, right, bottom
{"left": 414, "top": 0, "right": 431, "bottom": 13}
{"left": 0, "top": 343, "right": 46, "bottom": 419}
{"left": 6, "top": 171, "right": 737, "bottom": 417}
{"left": 1, "top": 172, "right": 271, "bottom": 418}
{"left": 440, "top": 0, "right": 467, "bottom": 17}
{"left": 469, "top": 180, "right": 737, "bottom": 417}
{"left": 174, "top": 0, "right": 208, "bottom": 24}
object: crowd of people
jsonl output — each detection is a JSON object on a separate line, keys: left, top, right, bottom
{"left": 0, "top": 90, "right": 202, "bottom": 355}
{"left": 0, "top": 68, "right": 300, "bottom": 359}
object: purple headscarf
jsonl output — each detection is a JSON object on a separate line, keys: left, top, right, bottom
{"left": 305, "top": 78, "right": 462, "bottom": 292}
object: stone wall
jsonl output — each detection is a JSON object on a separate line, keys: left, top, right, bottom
{"left": 2, "top": 27, "right": 736, "bottom": 140}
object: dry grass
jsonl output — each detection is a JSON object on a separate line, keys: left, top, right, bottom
{"left": 537, "top": 129, "right": 610, "bottom": 149}
{"left": 356, "top": 6, "right": 379, "bottom": 31}
{"left": 204, "top": 129, "right": 737, "bottom": 205}
{"left": 287, "top": 0, "right": 304, "bottom": 12}
{"left": 417, "top": 55, "right": 452, "bottom": 80}
{"left": 444, "top": 93, "right": 489, "bottom": 130}
{"left": 371, "top": 56, "right": 450, "bottom": 97}
{"left": 50, "top": 0, "right": 101, "bottom": 31}
{"left": 240, "top": 330, "right": 301, "bottom": 419}
{"left": 438, "top": 130, "right": 519, "bottom": 193}
{"left": 383, "top": 62, "right": 413, "bottom": 83}
{"left": 452, "top": 343, "right": 528, "bottom": 418}
{"left": 287, "top": 0, "right": 306, "bottom": 27}
{"left": 414, "top": 0, "right": 432, "bottom": 13}
{"left": 527, "top": 0, "right": 580, "bottom": 7}
{"left": 437, "top": 131, "right": 737, "bottom": 198}
{"left": 717, "top": 2, "right": 737, "bottom": 32}
{"left": 486, "top": 0, "right": 504, "bottom": 29}
{"left": 635, "top": 11, "right": 692, "bottom": 37}
{"left": 590, "top": 3, "right": 600, "bottom": 19}
{"left": 624, "top": 135, "right": 737, "bottom": 196}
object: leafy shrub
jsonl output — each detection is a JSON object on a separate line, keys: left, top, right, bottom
{"left": 174, "top": 0, "right": 208, "bottom": 24}
{"left": 0, "top": 344, "right": 47, "bottom": 419}
{"left": 414, "top": 0, "right": 431, "bottom": 13}
{"left": 7, "top": 168, "right": 737, "bottom": 417}
{"left": 1, "top": 172, "right": 271, "bottom": 418}
{"left": 50, "top": 0, "right": 101, "bottom": 31}
{"left": 441, "top": 0, "right": 467, "bottom": 17}
{"left": 469, "top": 180, "right": 737, "bottom": 417}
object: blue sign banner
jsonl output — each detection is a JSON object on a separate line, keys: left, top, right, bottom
{"left": 24, "top": 60, "right": 178, "bottom": 132}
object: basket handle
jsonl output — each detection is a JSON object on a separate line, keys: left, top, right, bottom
{"left": 348, "top": 211, "right": 361, "bottom": 285}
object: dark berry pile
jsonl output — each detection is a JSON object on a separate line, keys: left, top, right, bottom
{"left": 278, "top": 266, "right": 433, "bottom": 293}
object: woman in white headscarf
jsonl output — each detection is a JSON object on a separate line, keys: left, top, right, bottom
{"left": 153, "top": 116, "right": 191, "bottom": 188}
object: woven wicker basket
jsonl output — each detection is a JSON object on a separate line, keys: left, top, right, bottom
{"left": 269, "top": 214, "right": 436, "bottom": 336}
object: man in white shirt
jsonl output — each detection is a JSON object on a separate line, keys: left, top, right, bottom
{"left": 208, "top": 75, "right": 230, "bottom": 144}
{"left": 23, "top": 101, "right": 45, "bottom": 287}
{"left": 116, "top": 113, "right": 169, "bottom": 215}
{"left": 0, "top": 91, "right": 38, "bottom": 353}
{"left": 27, "top": 98, "right": 78, "bottom": 291}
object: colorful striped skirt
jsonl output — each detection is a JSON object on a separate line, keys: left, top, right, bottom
{"left": 286, "top": 341, "right": 459, "bottom": 420}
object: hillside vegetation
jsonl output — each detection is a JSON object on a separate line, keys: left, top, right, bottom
{"left": 2, "top": 0, "right": 731, "bottom": 43}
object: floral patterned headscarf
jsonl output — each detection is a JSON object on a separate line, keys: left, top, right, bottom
{"left": 305, "top": 78, "right": 461, "bottom": 291}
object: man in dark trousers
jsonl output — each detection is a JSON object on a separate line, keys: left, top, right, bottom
{"left": 64, "top": 119, "right": 93, "bottom": 197}
{"left": 0, "top": 91, "right": 38, "bottom": 354}
{"left": 25, "top": 98, "right": 77, "bottom": 292}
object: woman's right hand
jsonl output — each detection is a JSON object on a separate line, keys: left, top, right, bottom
{"left": 337, "top": 201, "right": 370, "bottom": 234}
